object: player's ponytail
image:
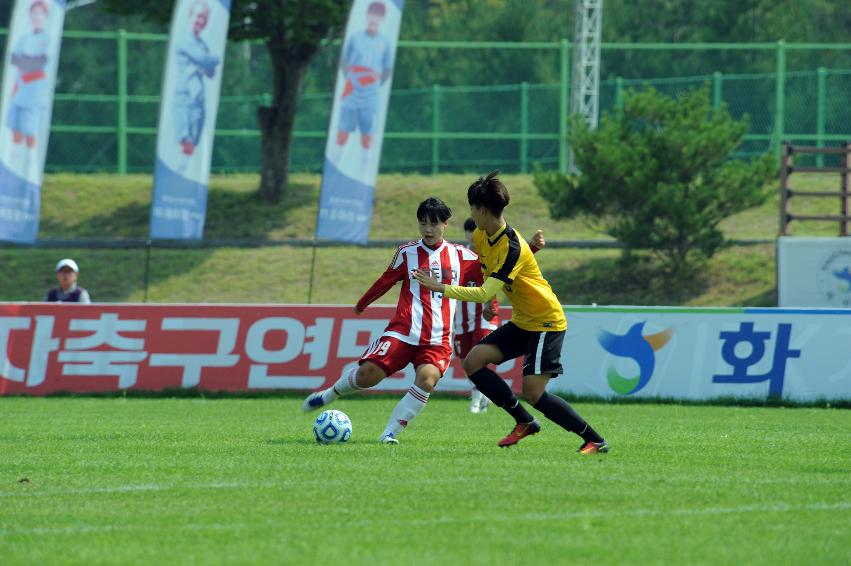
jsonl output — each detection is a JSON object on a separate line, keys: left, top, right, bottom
{"left": 467, "top": 170, "right": 510, "bottom": 216}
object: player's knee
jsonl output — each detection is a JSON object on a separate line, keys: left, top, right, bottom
{"left": 462, "top": 354, "right": 484, "bottom": 376}
{"left": 521, "top": 387, "right": 544, "bottom": 405}
{"left": 356, "top": 363, "right": 384, "bottom": 388}
{"left": 414, "top": 370, "right": 440, "bottom": 392}
{"left": 521, "top": 377, "right": 547, "bottom": 405}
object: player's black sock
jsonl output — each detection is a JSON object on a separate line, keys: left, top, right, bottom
{"left": 469, "top": 367, "right": 534, "bottom": 424}
{"left": 533, "top": 392, "right": 604, "bottom": 443}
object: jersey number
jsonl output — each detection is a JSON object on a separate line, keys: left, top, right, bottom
{"left": 368, "top": 340, "right": 391, "bottom": 357}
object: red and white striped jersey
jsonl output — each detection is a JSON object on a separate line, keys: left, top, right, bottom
{"left": 356, "top": 240, "right": 480, "bottom": 347}
{"left": 453, "top": 248, "right": 499, "bottom": 333}
{"left": 453, "top": 294, "right": 500, "bottom": 335}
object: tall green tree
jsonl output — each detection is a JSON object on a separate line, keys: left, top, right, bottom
{"left": 99, "top": 0, "right": 348, "bottom": 200}
{"left": 535, "top": 86, "right": 774, "bottom": 275}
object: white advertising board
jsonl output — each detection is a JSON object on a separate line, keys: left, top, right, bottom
{"left": 778, "top": 237, "right": 851, "bottom": 307}
{"left": 553, "top": 306, "right": 851, "bottom": 401}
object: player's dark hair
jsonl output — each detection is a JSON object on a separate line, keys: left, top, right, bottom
{"left": 417, "top": 197, "right": 452, "bottom": 224}
{"left": 467, "top": 170, "right": 509, "bottom": 216}
{"left": 368, "top": 1, "right": 386, "bottom": 16}
{"left": 463, "top": 218, "right": 477, "bottom": 232}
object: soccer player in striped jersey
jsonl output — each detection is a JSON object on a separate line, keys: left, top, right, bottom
{"left": 303, "top": 197, "right": 480, "bottom": 444}
{"left": 454, "top": 217, "right": 545, "bottom": 413}
{"left": 414, "top": 171, "right": 609, "bottom": 454}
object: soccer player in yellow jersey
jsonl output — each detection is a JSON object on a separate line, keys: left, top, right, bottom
{"left": 414, "top": 171, "right": 608, "bottom": 454}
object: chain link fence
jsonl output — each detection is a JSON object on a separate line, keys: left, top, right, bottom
{"left": 1, "top": 30, "right": 850, "bottom": 174}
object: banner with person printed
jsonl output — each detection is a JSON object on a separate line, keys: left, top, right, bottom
{"left": 0, "top": 0, "right": 66, "bottom": 243}
{"left": 315, "top": 0, "right": 404, "bottom": 243}
{"left": 150, "top": 0, "right": 230, "bottom": 240}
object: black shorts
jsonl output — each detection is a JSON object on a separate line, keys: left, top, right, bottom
{"left": 479, "top": 321, "right": 564, "bottom": 377}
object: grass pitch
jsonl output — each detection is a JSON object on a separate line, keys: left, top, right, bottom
{"left": 1, "top": 397, "right": 849, "bottom": 565}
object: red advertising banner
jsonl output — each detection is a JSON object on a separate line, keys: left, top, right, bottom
{"left": 0, "top": 303, "right": 521, "bottom": 396}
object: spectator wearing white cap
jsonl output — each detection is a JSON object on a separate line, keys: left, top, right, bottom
{"left": 45, "top": 258, "right": 91, "bottom": 303}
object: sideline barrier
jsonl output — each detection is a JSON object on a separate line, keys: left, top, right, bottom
{"left": 558, "top": 306, "right": 851, "bottom": 401}
{"left": 0, "top": 303, "right": 519, "bottom": 396}
{"left": 2, "top": 303, "right": 848, "bottom": 401}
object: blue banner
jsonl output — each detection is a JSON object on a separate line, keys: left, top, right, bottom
{"left": 0, "top": 0, "right": 67, "bottom": 243}
{"left": 316, "top": 0, "right": 404, "bottom": 243}
{"left": 150, "top": 0, "right": 231, "bottom": 240}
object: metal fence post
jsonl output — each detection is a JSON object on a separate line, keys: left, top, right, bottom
{"left": 614, "top": 77, "right": 624, "bottom": 111}
{"left": 559, "top": 38, "right": 569, "bottom": 174}
{"left": 816, "top": 67, "right": 826, "bottom": 167}
{"left": 520, "top": 81, "right": 529, "bottom": 173}
{"left": 117, "top": 29, "right": 128, "bottom": 174}
{"left": 713, "top": 71, "right": 723, "bottom": 110}
{"left": 774, "top": 40, "right": 786, "bottom": 163}
{"left": 432, "top": 83, "right": 440, "bottom": 175}
{"left": 779, "top": 142, "right": 790, "bottom": 236}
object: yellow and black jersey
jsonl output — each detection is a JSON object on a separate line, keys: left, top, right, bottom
{"left": 473, "top": 224, "right": 566, "bottom": 332}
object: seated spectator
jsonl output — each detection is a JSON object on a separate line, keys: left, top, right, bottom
{"left": 45, "top": 258, "right": 91, "bottom": 303}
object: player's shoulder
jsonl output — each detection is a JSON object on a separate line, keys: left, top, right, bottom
{"left": 389, "top": 240, "right": 419, "bottom": 268}
{"left": 504, "top": 224, "right": 531, "bottom": 250}
{"left": 395, "top": 239, "right": 420, "bottom": 253}
{"left": 449, "top": 242, "right": 479, "bottom": 261}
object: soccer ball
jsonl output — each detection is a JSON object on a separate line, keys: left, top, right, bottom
{"left": 313, "top": 410, "right": 352, "bottom": 444}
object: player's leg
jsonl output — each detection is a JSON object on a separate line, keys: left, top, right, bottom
{"left": 520, "top": 331, "right": 608, "bottom": 454}
{"left": 463, "top": 324, "right": 540, "bottom": 446}
{"left": 357, "top": 104, "right": 376, "bottom": 174}
{"left": 302, "top": 335, "right": 399, "bottom": 412}
{"left": 470, "top": 328, "right": 494, "bottom": 412}
{"left": 379, "top": 362, "right": 442, "bottom": 444}
{"left": 455, "top": 333, "right": 482, "bottom": 413}
{"left": 301, "top": 361, "right": 385, "bottom": 412}
{"left": 331, "top": 106, "right": 355, "bottom": 164}
{"left": 358, "top": 102, "right": 375, "bottom": 150}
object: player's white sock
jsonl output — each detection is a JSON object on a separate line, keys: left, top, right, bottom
{"left": 361, "top": 149, "right": 372, "bottom": 177}
{"left": 321, "top": 366, "right": 362, "bottom": 404}
{"left": 382, "top": 384, "right": 430, "bottom": 437}
{"left": 328, "top": 142, "right": 344, "bottom": 165}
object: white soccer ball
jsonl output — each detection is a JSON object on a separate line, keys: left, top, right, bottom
{"left": 313, "top": 410, "right": 352, "bottom": 444}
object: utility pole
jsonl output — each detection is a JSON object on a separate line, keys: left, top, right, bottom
{"left": 570, "top": 0, "right": 602, "bottom": 170}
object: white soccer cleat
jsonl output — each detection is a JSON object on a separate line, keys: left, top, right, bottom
{"left": 379, "top": 432, "right": 399, "bottom": 445}
{"left": 302, "top": 391, "right": 327, "bottom": 413}
{"left": 470, "top": 389, "right": 485, "bottom": 414}
{"left": 478, "top": 395, "right": 491, "bottom": 413}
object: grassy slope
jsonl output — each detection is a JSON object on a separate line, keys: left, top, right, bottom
{"left": 1, "top": 398, "right": 849, "bottom": 565}
{"left": 1, "top": 172, "right": 839, "bottom": 305}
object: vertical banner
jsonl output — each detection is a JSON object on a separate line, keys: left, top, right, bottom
{"left": 150, "top": 0, "right": 231, "bottom": 240}
{"left": 315, "top": 0, "right": 404, "bottom": 243}
{"left": 0, "top": 0, "right": 66, "bottom": 243}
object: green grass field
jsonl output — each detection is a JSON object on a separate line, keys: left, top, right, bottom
{"left": 2, "top": 397, "right": 849, "bottom": 564}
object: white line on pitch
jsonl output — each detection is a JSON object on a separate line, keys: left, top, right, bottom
{"left": 0, "top": 501, "right": 848, "bottom": 537}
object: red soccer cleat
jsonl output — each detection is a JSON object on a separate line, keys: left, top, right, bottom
{"left": 577, "top": 440, "right": 610, "bottom": 455}
{"left": 498, "top": 420, "right": 541, "bottom": 447}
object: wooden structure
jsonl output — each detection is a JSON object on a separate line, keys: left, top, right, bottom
{"left": 779, "top": 142, "right": 851, "bottom": 235}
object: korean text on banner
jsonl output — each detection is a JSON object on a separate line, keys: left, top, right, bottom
{"left": 555, "top": 306, "right": 851, "bottom": 402}
{"left": 0, "top": 0, "right": 67, "bottom": 243}
{"left": 315, "top": 0, "right": 404, "bottom": 243}
{"left": 150, "top": 0, "right": 231, "bottom": 240}
{"left": 0, "top": 303, "right": 520, "bottom": 396}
